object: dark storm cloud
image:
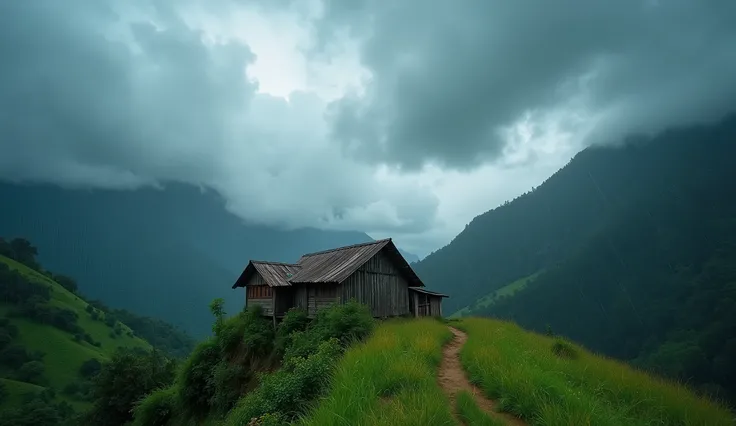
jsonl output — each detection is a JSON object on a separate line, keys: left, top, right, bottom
{"left": 0, "top": 0, "right": 256, "bottom": 187}
{"left": 316, "top": 0, "right": 736, "bottom": 170}
{"left": 0, "top": 0, "right": 441, "bottom": 237}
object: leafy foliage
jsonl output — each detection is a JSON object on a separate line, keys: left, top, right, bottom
{"left": 224, "top": 338, "right": 342, "bottom": 424}
{"left": 85, "top": 349, "right": 176, "bottom": 426}
{"left": 131, "top": 386, "right": 178, "bottom": 426}
{"left": 176, "top": 338, "right": 221, "bottom": 420}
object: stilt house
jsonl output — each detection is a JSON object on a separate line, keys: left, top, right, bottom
{"left": 232, "top": 239, "right": 448, "bottom": 322}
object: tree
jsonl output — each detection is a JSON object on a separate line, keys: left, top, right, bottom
{"left": 85, "top": 349, "right": 176, "bottom": 426}
{"left": 53, "top": 275, "right": 78, "bottom": 294}
{"left": 8, "top": 238, "right": 39, "bottom": 269}
{"left": 79, "top": 358, "right": 102, "bottom": 379}
{"left": 17, "top": 360, "right": 45, "bottom": 385}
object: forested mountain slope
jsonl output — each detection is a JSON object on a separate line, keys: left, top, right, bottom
{"left": 0, "top": 183, "right": 373, "bottom": 336}
{"left": 415, "top": 113, "right": 736, "bottom": 313}
{"left": 416, "top": 112, "right": 736, "bottom": 402}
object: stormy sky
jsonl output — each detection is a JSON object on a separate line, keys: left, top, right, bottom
{"left": 1, "top": 0, "right": 735, "bottom": 256}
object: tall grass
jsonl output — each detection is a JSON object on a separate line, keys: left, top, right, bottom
{"left": 455, "top": 390, "right": 505, "bottom": 426}
{"left": 457, "top": 317, "right": 734, "bottom": 426}
{"left": 298, "top": 318, "right": 455, "bottom": 426}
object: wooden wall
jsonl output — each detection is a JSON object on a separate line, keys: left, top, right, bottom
{"left": 244, "top": 272, "right": 274, "bottom": 316}
{"left": 429, "top": 296, "right": 442, "bottom": 317}
{"left": 340, "top": 249, "right": 410, "bottom": 317}
{"left": 274, "top": 287, "right": 294, "bottom": 316}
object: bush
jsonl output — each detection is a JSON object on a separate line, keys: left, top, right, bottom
{"left": 283, "top": 301, "right": 374, "bottom": 362}
{"left": 551, "top": 339, "right": 579, "bottom": 359}
{"left": 132, "top": 386, "right": 178, "bottom": 426}
{"left": 274, "top": 308, "right": 310, "bottom": 357}
{"left": 177, "top": 339, "right": 220, "bottom": 419}
{"left": 211, "top": 361, "right": 251, "bottom": 414}
{"left": 80, "top": 358, "right": 102, "bottom": 378}
{"left": 224, "top": 338, "right": 342, "bottom": 424}
{"left": 85, "top": 349, "right": 175, "bottom": 426}
{"left": 0, "top": 380, "right": 7, "bottom": 405}
{"left": 310, "top": 300, "right": 374, "bottom": 346}
{"left": 17, "top": 360, "right": 45, "bottom": 384}
{"left": 0, "top": 345, "right": 32, "bottom": 369}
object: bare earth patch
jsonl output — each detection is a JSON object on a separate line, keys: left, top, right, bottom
{"left": 438, "top": 327, "right": 526, "bottom": 426}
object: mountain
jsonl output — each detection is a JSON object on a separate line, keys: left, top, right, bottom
{"left": 0, "top": 183, "right": 373, "bottom": 336}
{"left": 414, "top": 112, "right": 736, "bottom": 401}
{"left": 0, "top": 253, "right": 150, "bottom": 416}
{"left": 398, "top": 249, "right": 420, "bottom": 264}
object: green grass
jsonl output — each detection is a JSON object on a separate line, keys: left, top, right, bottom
{"left": 0, "top": 255, "right": 150, "bottom": 408}
{"left": 455, "top": 390, "right": 505, "bottom": 426}
{"left": 456, "top": 317, "right": 734, "bottom": 426}
{"left": 0, "top": 378, "right": 46, "bottom": 410}
{"left": 298, "top": 318, "right": 456, "bottom": 426}
{"left": 451, "top": 272, "right": 541, "bottom": 318}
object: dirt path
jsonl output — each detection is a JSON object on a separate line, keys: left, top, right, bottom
{"left": 438, "top": 327, "right": 526, "bottom": 426}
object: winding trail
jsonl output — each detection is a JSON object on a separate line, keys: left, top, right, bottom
{"left": 438, "top": 327, "right": 526, "bottom": 426}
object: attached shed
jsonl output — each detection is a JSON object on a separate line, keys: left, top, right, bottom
{"left": 232, "top": 238, "right": 448, "bottom": 321}
{"left": 408, "top": 287, "right": 448, "bottom": 317}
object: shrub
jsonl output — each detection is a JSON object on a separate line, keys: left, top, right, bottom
{"left": 551, "top": 339, "right": 579, "bottom": 359}
{"left": 0, "top": 380, "right": 7, "bottom": 405}
{"left": 309, "top": 300, "right": 374, "bottom": 346}
{"left": 283, "top": 301, "right": 374, "bottom": 362}
{"left": 224, "top": 338, "right": 342, "bottom": 424}
{"left": 0, "top": 345, "right": 32, "bottom": 369}
{"left": 17, "top": 360, "right": 45, "bottom": 384}
{"left": 80, "top": 358, "right": 102, "bottom": 378}
{"left": 85, "top": 349, "right": 175, "bottom": 426}
{"left": 177, "top": 338, "right": 220, "bottom": 419}
{"left": 274, "top": 308, "right": 309, "bottom": 357}
{"left": 211, "top": 361, "right": 251, "bottom": 414}
{"left": 132, "top": 386, "right": 178, "bottom": 426}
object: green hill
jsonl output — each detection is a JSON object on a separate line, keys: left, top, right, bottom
{"left": 300, "top": 318, "right": 733, "bottom": 426}
{"left": 0, "top": 254, "right": 150, "bottom": 413}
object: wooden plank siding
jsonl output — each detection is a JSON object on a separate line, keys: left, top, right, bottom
{"left": 340, "top": 250, "right": 410, "bottom": 318}
{"left": 244, "top": 272, "right": 275, "bottom": 316}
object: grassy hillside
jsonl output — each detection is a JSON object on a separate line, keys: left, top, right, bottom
{"left": 0, "top": 255, "right": 150, "bottom": 410}
{"left": 300, "top": 318, "right": 733, "bottom": 426}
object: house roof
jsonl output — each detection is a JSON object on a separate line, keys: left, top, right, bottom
{"left": 289, "top": 238, "right": 425, "bottom": 287}
{"left": 231, "top": 261, "right": 301, "bottom": 289}
{"left": 409, "top": 286, "right": 449, "bottom": 298}
{"left": 231, "top": 238, "right": 425, "bottom": 289}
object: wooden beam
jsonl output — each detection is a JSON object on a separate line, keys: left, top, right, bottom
{"left": 272, "top": 288, "right": 276, "bottom": 328}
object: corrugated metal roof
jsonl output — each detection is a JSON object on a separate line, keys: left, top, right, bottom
{"left": 409, "top": 286, "right": 449, "bottom": 298}
{"left": 289, "top": 239, "right": 392, "bottom": 284}
{"left": 231, "top": 261, "right": 300, "bottom": 288}
{"left": 252, "top": 261, "right": 301, "bottom": 287}
{"left": 287, "top": 239, "right": 425, "bottom": 287}
{"left": 232, "top": 238, "right": 426, "bottom": 289}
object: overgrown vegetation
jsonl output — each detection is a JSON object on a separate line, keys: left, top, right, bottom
{"left": 456, "top": 317, "right": 734, "bottom": 426}
{"left": 131, "top": 299, "right": 375, "bottom": 426}
{"left": 299, "top": 318, "right": 455, "bottom": 426}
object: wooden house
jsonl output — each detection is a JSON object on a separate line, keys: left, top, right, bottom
{"left": 232, "top": 239, "right": 448, "bottom": 323}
